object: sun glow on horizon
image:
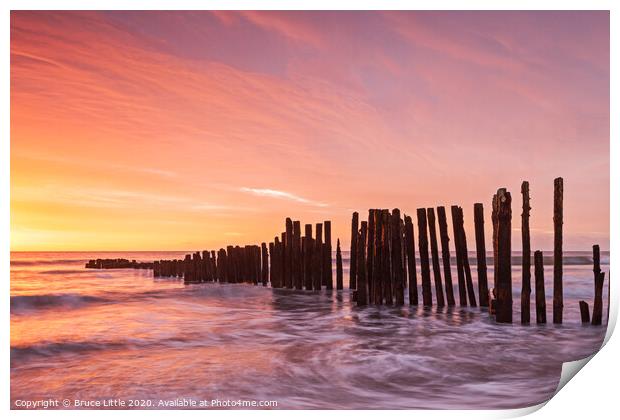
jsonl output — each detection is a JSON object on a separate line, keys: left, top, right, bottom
{"left": 10, "top": 11, "right": 610, "bottom": 252}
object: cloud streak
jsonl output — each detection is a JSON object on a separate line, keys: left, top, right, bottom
{"left": 240, "top": 187, "right": 328, "bottom": 207}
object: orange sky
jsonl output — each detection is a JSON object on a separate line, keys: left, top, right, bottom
{"left": 10, "top": 11, "right": 610, "bottom": 251}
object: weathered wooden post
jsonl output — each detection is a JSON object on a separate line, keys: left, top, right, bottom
{"left": 367, "top": 210, "right": 376, "bottom": 302}
{"left": 553, "top": 177, "right": 563, "bottom": 324}
{"left": 303, "top": 225, "right": 313, "bottom": 290}
{"left": 392, "top": 209, "right": 405, "bottom": 305}
{"left": 451, "top": 206, "right": 467, "bottom": 306}
{"left": 404, "top": 215, "right": 418, "bottom": 305}
{"left": 373, "top": 210, "right": 384, "bottom": 304}
{"left": 285, "top": 218, "right": 293, "bottom": 288}
{"left": 350, "top": 212, "right": 359, "bottom": 290}
{"left": 496, "top": 189, "right": 512, "bottom": 323}
{"left": 436, "top": 207, "right": 455, "bottom": 306}
{"left": 382, "top": 210, "right": 393, "bottom": 305}
{"left": 305, "top": 238, "right": 314, "bottom": 291}
{"left": 491, "top": 193, "right": 499, "bottom": 309}
{"left": 357, "top": 221, "right": 368, "bottom": 305}
{"left": 458, "top": 207, "right": 477, "bottom": 306}
{"left": 474, "top": 203, "right": 489, "bottom": 307}
{"left": 427, "top": 208, "right": 445, "bottom": 307}
{"left": 417, "top": 208, "right": 432, "bottom": 306}
{"left": 336, "top": 238, "right": 343, "bottom": 290}
{"left": 580, "top": 301, "right": 591, "bottom": 323}
{"left": 293, "top": 221, "right": 302, "bottom": 290}
{"left": 315, "top": 223, "right": 324, "bottom": 290}
{"left": 261, "top": 242, "right": 269, "bottom": 286}
{"left": 520, "top": 182, "right": 531, "bottom": 323}
{"left": 324, "top": 220, "right": 333, "bottom": 290}
{"left": 268, "top": 242, "right": 274, "bottom": 285}
{"left": 592, "top": 244, "right": 605, "bottom": 325}
{"left": 534, "top": 250, "right": 546, "bottom": 324}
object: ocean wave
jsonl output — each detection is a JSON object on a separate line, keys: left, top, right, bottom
{"left": 10, "top": 293, "right": 109, "bottom": 314}
{"left": 11, "top": 340, "right": 128, "bottom": 359}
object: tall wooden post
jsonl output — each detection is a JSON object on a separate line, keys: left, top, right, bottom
{"left": 492, "top": 193, "right": 499, "bottom": 306}
{"left": 324, "top": 221, "right": 333, "bottom": 290}
{"left": 285, "top": 218, "right": 293, "bottom": 288}
{"left": 458, "top": 207, "right": 477, "bottom": 306}
{"left": 417, "top": 208, "right": 432, "bottom": 306}
{"left": 315, "top": 223, "right": 323, "bottom": 290}
{"left": 451, "top": 206, "right": 467, "bottom": 306}
{"left": 261, "top": 242, "right": 269, "bottom": 286}
{"left": 357, "top": 221, "right": 368, "bottom": 305}
{"left": 391, "top": 209, "right": 405, "bottom": 305}
{"left": 592, "top": 244, "right": 604, "bottom": 325}
{"left": 521, "top": 182, "right": 531, "bottom": 323}
{"left": 350, "top": 212, "right": 359, "bottom": 290}
{"left": 553, "top": 177, "right": 563, "bottom": 324}
{"left": 293, "top": 221, "right": 302, "bottom": 290}
{"left": 404, "top": 215, "right": 418, "bottom": 305}
{"left": 382, "top": 210, "right": 393, "bottom": 305}
{"left": 336, "top": 238, "right": 343, "bottom": 290}
{"left": 427, "top": 208, "right": 445, "bottom": 307}
{"left": 534, "top": 250, "right": 546, "bottom": 324}
{"left": 268, "top": 242, "right": 274, "bottom": 286}
{"left": 474, "top": 203, "right": 489, "bottom": 307}
{"left": 367, "top": 210, "right": 376, "bottom": 302}
{"left": 373, "top": 210, "right": 384, "bottom": 304}
{"left": 437, "top": 207, "right": 455, "bottom": 306}
{"left": 496, "top": 188, "right": 512, "bottom": 323}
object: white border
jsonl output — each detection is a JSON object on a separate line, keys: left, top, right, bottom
{"left": 2, "top": 1, "right": 616, "bottom": 419}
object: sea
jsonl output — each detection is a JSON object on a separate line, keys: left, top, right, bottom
{"left": 10, "top": 251, "right": 609, "bottom": 409}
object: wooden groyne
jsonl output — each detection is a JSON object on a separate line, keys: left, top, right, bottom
{"left": 86, "top": 258, "right": 153, "bottom": 269}
{"left": 85, "top": 177, "right": 607, "bottom": 327}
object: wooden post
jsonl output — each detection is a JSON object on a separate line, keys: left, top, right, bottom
{"left": 367, "top": 210, "right": 376, "bottom": 302}
{"left": 580, "top": 301, "right": 591, "bottom": 323}
{"left": 534, "top": 250, "right": 546, "bottom": 324}
{"left": 261, "top": 242, "right": 269, "bottom": 286}
{"left": 336, "top": 238, "right": 343, "bottom": 290}
{"left": 392, "top": 209, "right": 405, "bottom": 305}
{"left": 451, "top": 206, "right": 467, "bottom": 306}
{"left": 304, "top": 237, "right": 314, "bottom": 290}
{"left": 357, "top": 221, "right": 368, "bottom": 305}
{"left": 293, "top": 221, "right": 302, "bottom": 290}
{"left": 458, "top": 207, "right": 477, "bottom": 307}
{"left": 417, "top": 208, "right": 432, "bottom": 306}
{"left": 592, "top": 244, "right": 604, "bottom": 325}
{"left": 315, "top": 223, "right": 323, "bottom": 290}
{"left": 272, "top": 238, "right": 281, "bottom": 288}
{"left": 285, "top": 218, "right": 293, "bottom": 288}
{"left": 304, "top": 225, "right": 313, "bottom": 290}
{"left": 553, "top": 177, "right": 563, "bottom": 324}
{"left": 521, "top": 182, "right": 531, "bottom": 323}
{"left": 473, "top": 204, "right": 489, "bottom": 307}
{"left": 427, "top": 208, "right": 445, "bottom": 307}
{"left": 350, "top": 212, "right": 359, "bottom": 290}
{"left": 268, "top": 242, "right": 274, "bottom": 286}
{"left": 436, "top": 207, "right": 455, "bottom": 306}
{"left": 373, "top": 210, "right": 384, "bottom": 304}
{"left": 496, "top": 189, "right": 512, "bottom": 323}
{"left": 492, "top": 193, "right": 499, "bottom": 308}
{"left": 324, "top": 221, "right": 333, "bottom": 290}
{"left": 404, "top": 215, "right": 418, "bottom": 305}
{"left": 382, "top": 210, "right": 393, "bottom": 305}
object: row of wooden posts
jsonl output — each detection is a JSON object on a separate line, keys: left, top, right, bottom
{"left": 149, "top": 177, "right": 606, "bottom": 326}
{"left": 153, "top": 218, "right": 345, "bottom": 291}
{"left": 348, "top": 178, "right": 606, "bottom": 325}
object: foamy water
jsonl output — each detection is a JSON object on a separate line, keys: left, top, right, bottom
{"left": 11, "top": 251, "right": 609, "bottom": 409}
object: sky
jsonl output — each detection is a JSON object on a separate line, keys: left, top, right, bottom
{"left": 10, "top": 11, "right": 609, "bottom": 252}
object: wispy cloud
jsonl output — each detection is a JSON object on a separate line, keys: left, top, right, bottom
{"left": 240, "top": 187, "right": 328, "bottom": 207}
